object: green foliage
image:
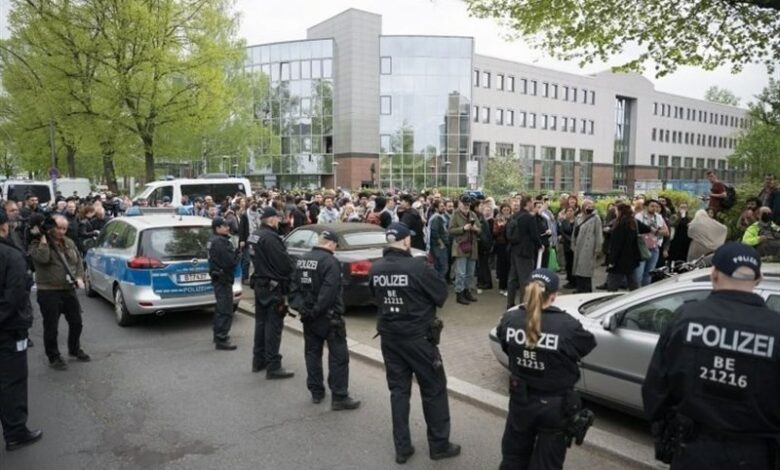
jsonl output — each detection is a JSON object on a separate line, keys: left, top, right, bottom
{"left": 658, "top": 190, "right": 703, "bottom": 212}
{"left": 704, "top": 86, "right": 741, "bottom": 107}
{"left": 715, "top": 182, "right": 765, "bottom": 241}
{"left": 483, "top": 154, "right": 527, "bottom": 199}
{"left": 731, "top": 79, "right": 780, "bottom": 182}
{"left": 463, "top": 0, "right": 780, "bottom": 77}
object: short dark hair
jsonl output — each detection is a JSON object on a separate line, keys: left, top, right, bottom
{"left": 706, "top": 169, "right": 717, "bottom": 177}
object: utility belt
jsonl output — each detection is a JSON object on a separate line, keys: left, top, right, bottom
{"left": 250, "top": 275, "right": 287, "bottom": 293}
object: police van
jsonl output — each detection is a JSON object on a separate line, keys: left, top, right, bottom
{"left": 83, "top": 211, "right": 242, "bottom": 326}
{"left": 134, "top": 177, "right": 252, "bottom": 207}
{"left": 0, "top": 180, "right": 54, "bottom": 204}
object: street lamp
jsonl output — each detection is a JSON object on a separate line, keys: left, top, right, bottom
{"left": 332, "top": 161, "right": 340, "bottom": 189}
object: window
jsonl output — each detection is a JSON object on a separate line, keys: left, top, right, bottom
{"left": 496, "top": 142, "right": 514, "bottom": 157}
{"left": 542, "top": 82, "right": 549, "bottom": 97}
{"left": 560, "top": 148, "right": 575, "bottom": 192}
{"left": 581, "top": 89, "right": 588, "bottom": 104}
{"left": 552, "top": 84, "right": 558, "bottom": 99}
{"left": 671, "top": 156, "right": 682, "bottom": 179}
{"left": 311, "top": 59, "right": 322, "bottom": 79}
{"left": 652, "top": 128, "right": 657, "bottom": 141}
{"left": 672, "top": 131, "right": 677, "bottom": 144}
{"left": 380, "top": 134, "right": 392, "bottom": 153}
{"left": 654, "top": 102, "right": 658, "bottom": 115}
{"left": 518, "top": 144, "right": 536, "bottom": 188}
{"left": 322, "top": 59, "right": 332, "bottom": 78}
{"left": 506, "top": 109, "right": 515, "bottom": 126}
{"left": 285, "top": 230, "right": 317, "bottom": 250}
{"left": 530, "top": 80, "right": 537, "bottom": 96}
{"left": 380, "top": 96, "right": 392, "bottom": 115}
{"left": 580, "top": 118, "right": 587, "bottom": 134}
{"left": 541, "top": 114, "right": 548, "bottom": 130}
{"left": 483, "top": 71, "right": 491, "bottom": 88}
{"left": 707, "top": 158, "right": 716, "bottom": 170}
{"left": 496, "top": 108, "right": 504, "bottom": 125}
{"left": 561, "top": 117, "right": 568, "bottom": 132}
{"left": 588, "top": 120, "right": 594, "bottom": 134}
{"left": 684, "top": 157, "right": 694, "bottom": 179}
{"left": 620, "top": 290, "right": 709, "bottom": 333}
{"left": 570, "top": 116, "right": 576, "bottom": 133}
{"left": 563, "top": 86, "right": 569, "bottom": 101}
{"left": 280, "top": 62, "right": 290, "bottom": 81}
{"left": 481, "top": 107, "right": 490, "bottom": 123}
{"left": 519, "top": 111, "right": 527, "bottom": 127}
{"left": 472, "top": 105, "right": 479, "bottom": 123}
{"left": 507, "top": 76, "right": 515, "bottom": 92}
{"left": 520, "top": 78, "right": 528, "bottom": 94}
{"left": 541, "top": 147, "right": 556, "bottom": 190}
{"left": 550, "top": 115, "right": 557, "bottom": 131}
{"left": 579, "top": 149, "right": 593, "bottom": 192}
{"left": 572, "top": 87, "right": 578, "bottom": 103}
{"left": 767, "top": 296, "right": 780, "bottom": 314}
{"left": 473, "top": 69, "right": 480, "bottom": 87}
{"left": 381, "top": 57, "right": 392, "bottom": 75}
{"left": 528, "top": 112, "right": 537, "bottom": 128}
{"left": 589, "top": 90, "right": 595, "bottom": 105}
{"left": 497, "top": 74, "right": 504, "bottom": 90}
{"left": 658, "top": 155, "right": 669, "bottom": 180}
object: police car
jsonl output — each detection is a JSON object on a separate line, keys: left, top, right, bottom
{"left": 83, "top": 213, "right": 242, "bottom": 326}
{"left": 489, "top": 264, "right": 780, "bottom": 415}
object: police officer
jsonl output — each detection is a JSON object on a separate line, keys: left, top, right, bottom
{"left": 368, "top": 222, "right": 460, "bottom": 464}
{"left": 0, "top": 210, "right": 42, "bottom": 451}
{"left": 289, "top": 230, "right": 360, "bottom": 410}
{"left": 208, "top": 217, "right": 240, "bottom": 350}
{"left": 643, "top": 242, "right": 780, "bottom": 470}
{"left": 250, "top": 206, "right": 295, "bottom": 379}
{"left": 496, "top": 268, "right": 596, "bottom": 470}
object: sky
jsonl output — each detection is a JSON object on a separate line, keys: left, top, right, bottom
{"left": 234, "top": 0, "right": 775, "bottom": 107}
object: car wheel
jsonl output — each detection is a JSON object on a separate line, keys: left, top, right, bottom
{"left": 114, "top": 287, "right": 135, "bottom": 327}
{"left": 84, "top": 271, "right": 98, "bottom": 298}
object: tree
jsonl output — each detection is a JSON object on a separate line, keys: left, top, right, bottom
{"left": 730, "top": 79, "right": 780, "bottom": 180}
{"left": 483, "top": 154, "right": 527, "bottom": 197}
{"left": 704, "top": 86, "right": 741, "bottom": 107}
{"left": 464, "top": 0, "right": 780, "bottom": 77}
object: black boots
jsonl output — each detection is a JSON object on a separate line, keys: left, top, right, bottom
{"left": 456, "top": 292, "right": 470, "bottom": 305}
{"left": 266, "top": 367, "right": 295, "bottom": 380}
{"left": 331, "top": 396, "right": 361, "bottom": 411}
{"left": 395, "top": 446, "right": 415, "bottom": 464}
{"left": 6, "top": 429, "right": 43, "bottom": 451}
{"left": 215, "top": 341, "right": 237, "bottom": 351}
{"left": 430, "top": 442, "right": 461, "bottom": 460}
{"left": 464, "top": 290, "right": 478, "bottom": 302}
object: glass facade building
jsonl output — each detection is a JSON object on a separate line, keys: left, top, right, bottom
{"left": 378, "top": 36, "right": 473, "bottom": 189}
{"left": 245, "top": 39, "right": 334, "bottom": 188}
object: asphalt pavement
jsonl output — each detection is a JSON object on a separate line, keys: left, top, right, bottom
{"left": 2, "top": 292, "right": 645, "bottom": 470}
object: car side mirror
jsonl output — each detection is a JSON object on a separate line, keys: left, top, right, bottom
{"left": 602, "top": 313, "right": 620, "bottom": 331}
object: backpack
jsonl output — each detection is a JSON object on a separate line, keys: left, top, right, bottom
{"left": 722, "top": 185, "right": 737, "bottom": 210}
{"left": 366, "top": 210, "right": 382, "bottom": 225}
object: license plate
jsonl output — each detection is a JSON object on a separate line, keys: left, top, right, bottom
{"left": 178, "top": 272, "right": 210, "bottom": 283}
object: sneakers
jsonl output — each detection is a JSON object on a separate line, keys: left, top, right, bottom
{"left": 476, "top": 288, "right": 483, "bottom": 295}
{"left": 499, "top": 290, "right": 508, "bottom": 297}
{"left": 5, "top": 429, "right": 43, "bottom": 451}
{"left": 455, "top": 292, "right": 470, "bottom": 305}
{"left": 49, "top": 356, "right": 67, "bottom": 371}
{"left": 331, "top": 396, "right": 361, "bottom": 411}
{"left": 266, "top": 368, "right": 295, "bottom": 380}
{"left": 69, "top": 349, "right": 91, "bottom": 362}
{"left": 395, "top": 446, "right": 415, "bottom": 464}
{"left": 430, "top": 442, "right": 461, "bottom": 460}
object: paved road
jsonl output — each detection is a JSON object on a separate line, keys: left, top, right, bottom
{"left": 2, "top": 293, "right": 643, "bottom": 469}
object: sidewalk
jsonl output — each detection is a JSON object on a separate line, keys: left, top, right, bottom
{"left": 237, "top": 266, "right": 664, "bottom": 469}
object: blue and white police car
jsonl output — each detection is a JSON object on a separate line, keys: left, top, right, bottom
{"left": 83, "top": 212, "right": 242, "bottom": 326}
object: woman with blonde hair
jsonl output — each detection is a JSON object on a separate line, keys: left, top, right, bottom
{"left": 687, "top": 209, "right": 727, "bottom": 260}
{"left": 496, "top": 268, "right": 596, "bottom": 469}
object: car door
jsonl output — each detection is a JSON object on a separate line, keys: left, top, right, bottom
{"left": 582, "top": 289, "right": 710, "bottom": 412}
{"left": 87, "top": 222, "right": 119, "bottom": 296}
{"left": 101, "top": 222, "right": 130, "bottom": 294}
{"left": 284, "top": 230, "right": 317, "bottom": 259}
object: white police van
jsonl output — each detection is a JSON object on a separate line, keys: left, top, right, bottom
{"left": 135, "top": 177, "right": 252, "bottom": 207}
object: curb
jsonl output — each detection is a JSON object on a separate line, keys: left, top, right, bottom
{"left": 238, "top": 300, "right": 664, "bottom": 470}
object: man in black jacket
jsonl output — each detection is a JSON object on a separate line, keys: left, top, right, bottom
{"left": 505, "top": 195, "right": 542, "bottom": 310}
{"left": 208, "top": 217, "right": 240, "bottom": 350}
{"left": 398, "top": 195, "right": 425, "bottom": 251}
{"left": 250, "top": 206, "right": 296, "bottom": 379}
{"left": 0, "top": 210, "right": 43, "bottom": 451}
{"left": 289, "top": 230, "right": 360, "bottom": 410}
{"left": 369, "top": 223, "right": 460, "bottom": 464}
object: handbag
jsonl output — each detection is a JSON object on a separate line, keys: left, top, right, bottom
{"left": 458, "top": 237, "right": 473, "bottom": 255}
{"left": 638, "top": 235, "right": 651, "bottom": 261}
{"left": 547, "top": 247, "right": 560, "bottom": 271}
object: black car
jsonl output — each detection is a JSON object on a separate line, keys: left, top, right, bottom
{"left": 284, "top": 223, "right": 427, "bottom": 309}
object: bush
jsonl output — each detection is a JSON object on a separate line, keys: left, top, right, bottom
{"left": 713, "top": 182, "right": 764, "bottom": 241}
{"left": 657, "top": 190, "right": 703, "bottom": 213}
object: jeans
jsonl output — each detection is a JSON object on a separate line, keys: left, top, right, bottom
{"left": 453, "top": 256, "right": 476, "bottom": 294}
{"left": 430, "top": 246, "right": 449, "bottom": 281}
{"left": 634, "top": 247, "right": 660, "bottom": 287}
{"left": 240, "top": 245, "right": 251, "bottom": 281}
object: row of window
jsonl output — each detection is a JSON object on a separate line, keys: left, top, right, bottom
{"left": 653, "top": 102, "right": 748, "bottom": 129}
{"left": 472, "top": 105, "right": 595, "bottom": 134}
{"left": 249, "top": 59, "right": 334, "bottom": 82}
{"left": 651, "top": 155, "right": 742, "bottom": 180}
{"left": 652, "top": 128, "right": 737, "bottom": 149}
{"left": 473, "top": 69, "right": 596, "bottom": 104}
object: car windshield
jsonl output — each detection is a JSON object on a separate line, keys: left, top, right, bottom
{"left": 578, "top": 295, "right": 623, "bottom": 315}
{"left": 138, "top": 226, "right": 210, "bottom": 260}
{"left": 341, "top": 231, "right": 387, "bottom": 248}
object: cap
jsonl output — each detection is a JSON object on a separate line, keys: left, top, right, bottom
{"left": 211, "top": 217, "right": 229, "bottom": 229}
{"left": 712, "top": 242, "right": 761, "bottom": 280}
{"left": 321, "top": 230, "right": 339, "bottom": 244}
{"left": 0, "top": 210, "right": 7, "bottom": 225}
{"left": 386, "top": 222, "right": 412, "bottom": 242}
{"left": 260, "top": 206, "right": 279, "bottom": 219}
{"left": 529, "top": 268, "right": 560, "bottom": 293}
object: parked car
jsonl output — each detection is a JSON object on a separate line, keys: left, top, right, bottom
{"left": 134, "top": 177, "right": 251, "bottom": 207}
{"left": 84, "top": 214, "right": 242, "bottom": 326}
{"left": 489, "top": 265, "right": 780, "bottom": 416}
{"left": 283, "top": 223, "right": 426, "bottom": 308}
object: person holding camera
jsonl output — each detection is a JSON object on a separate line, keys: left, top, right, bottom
{"left": 29, "top": 215, "right": 89, "bottom": 371}
{"left": 288, "top": 230, "right": 360, "bottom": 410}
{"left": 0, "top": 210, "right": 43, "bottom": 451}
{"left": 448, "top": 195, "right": 481, "bottom": 305}
{"left": 496, "top": 269, "right": 597, "bottom": 470}
{"left": 208, "top": 217, "right": 241, "bottom": 351}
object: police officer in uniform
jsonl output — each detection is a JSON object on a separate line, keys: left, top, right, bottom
{"left": 289, "top": 230, "right": 360, "bottom": 410}
{"left": 0, "top": 210, "right": 43, "bottom": 451}
{"left": 368, "top": 222, "right": 461, "bottom": 464}
{"left": 208, "top": 217, "right": 240, "bottom": 350}
{"left": 250, "top": 206, "right": 295, "bottom": 379}
{"left": 496, "top": 268, "right": 596, "bottom": 470}
{"left": 643, "top": 242, "right": 780, "bottom": 470}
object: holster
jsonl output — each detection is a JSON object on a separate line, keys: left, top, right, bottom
{"left": 509, "top": 376, "right": 529, "bottom": 404}
{"left": 327, "top": 311, "right": 346, "bottom": 339}
{"left": 427, "top": 317, "right": 444, "bottom": 346}
{"left": 652, "top": 413, "right": 696, "bottom": 464}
